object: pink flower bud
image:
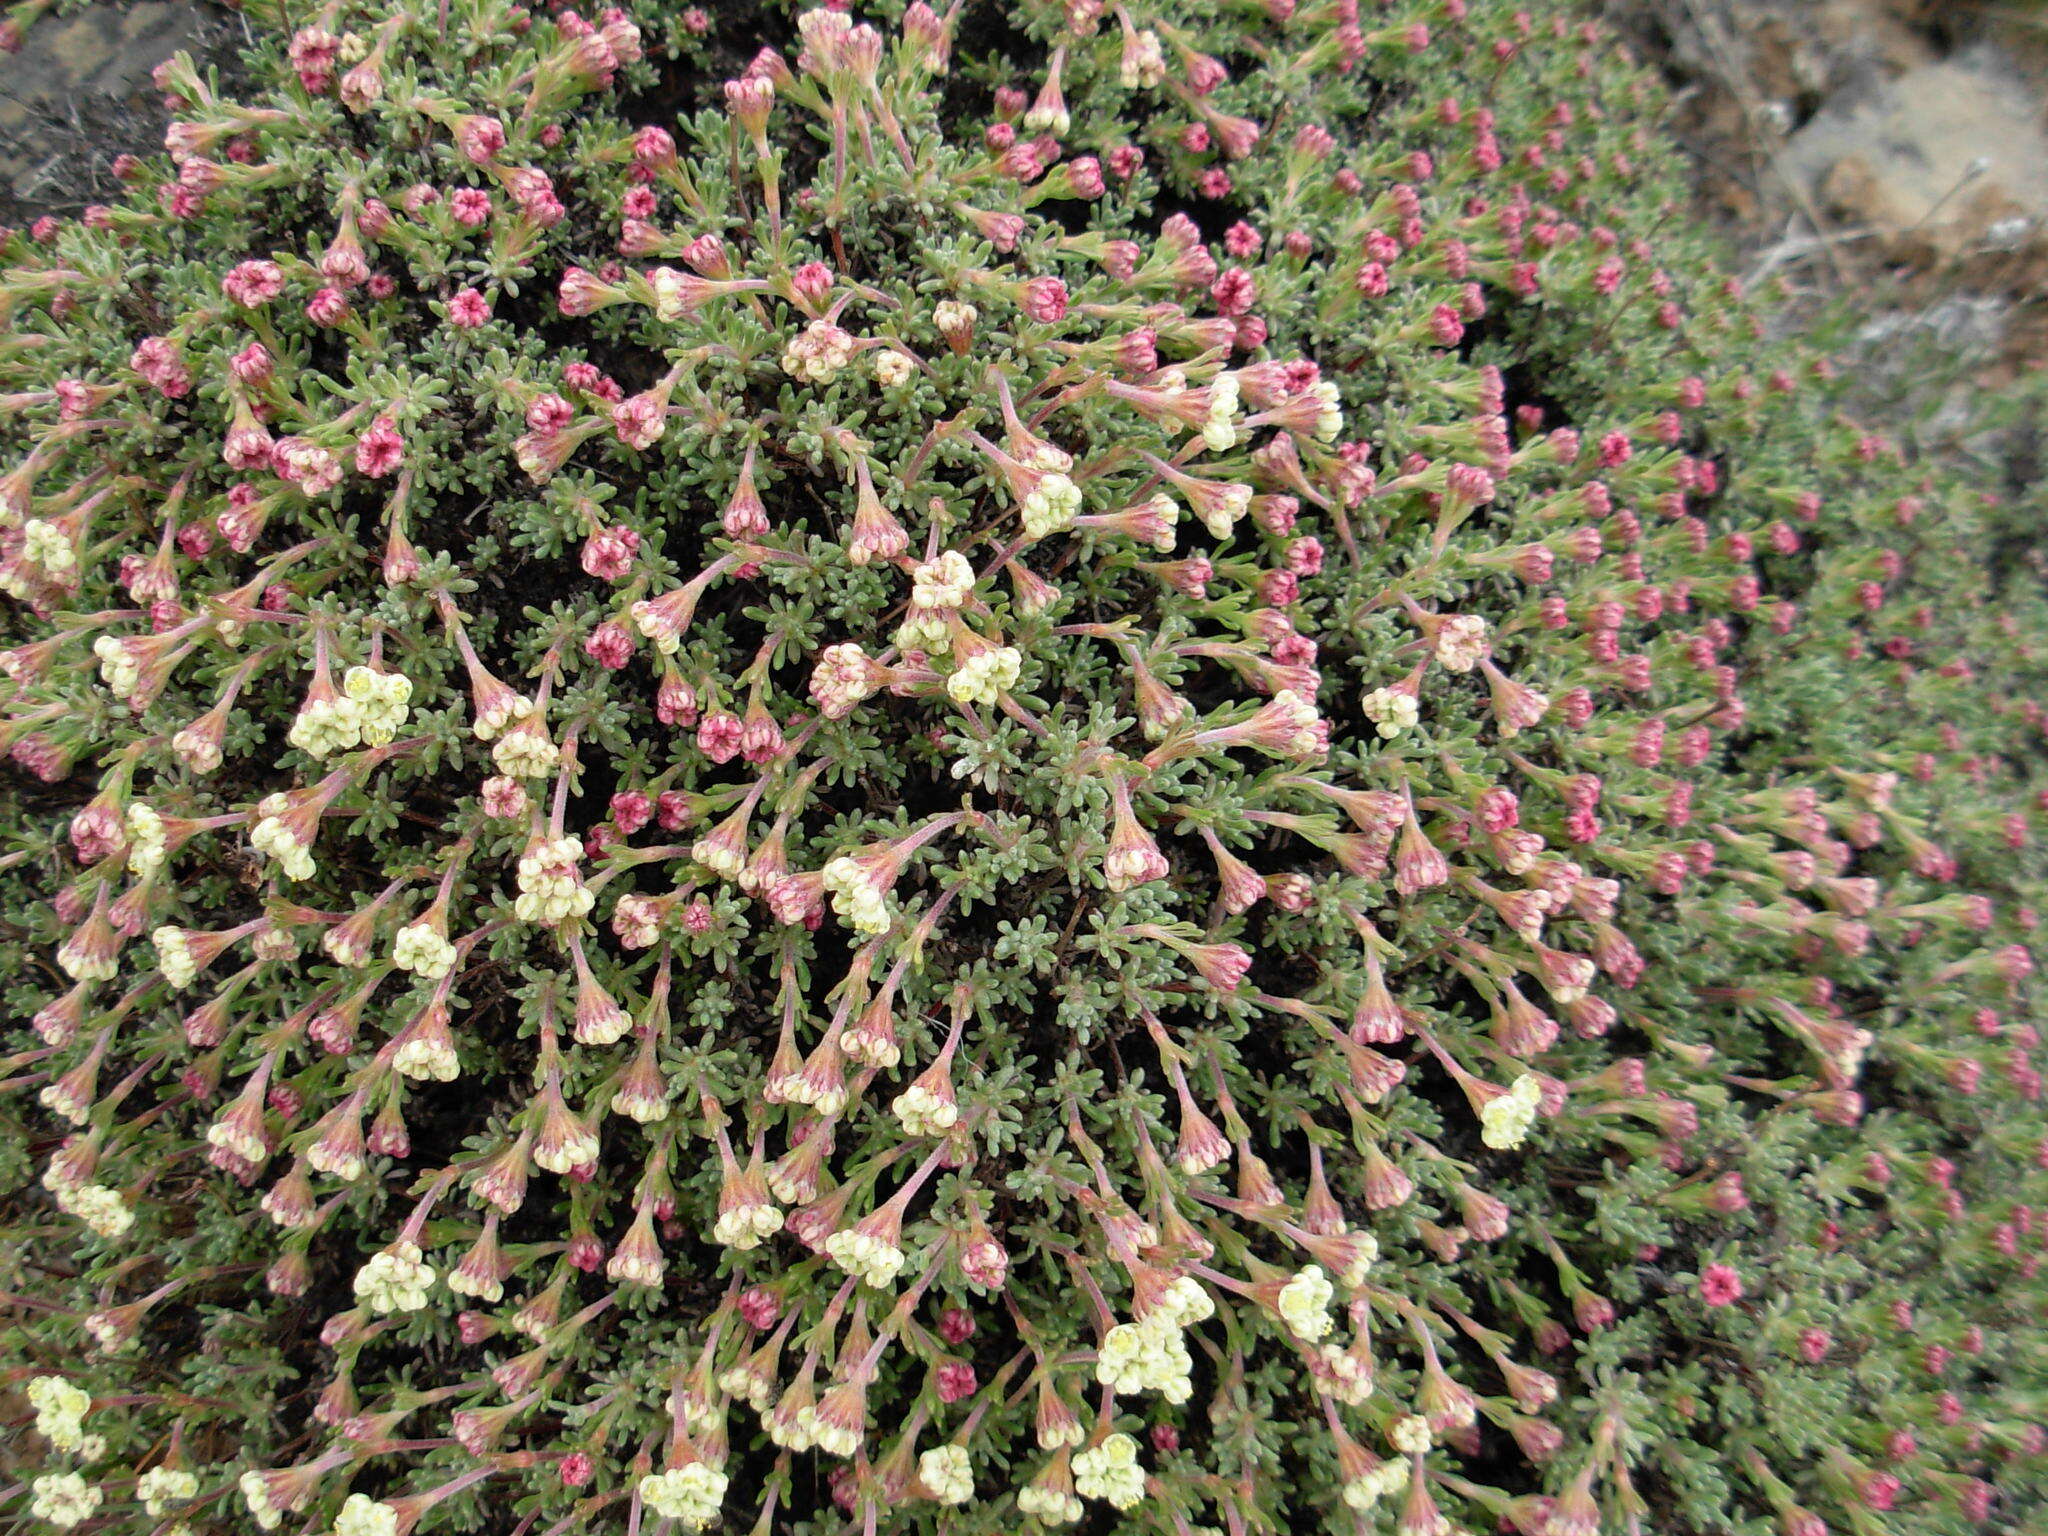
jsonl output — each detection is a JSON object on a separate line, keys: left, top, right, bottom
{"left": 1020, "top": 276, "right": 1069, "bottom": 322}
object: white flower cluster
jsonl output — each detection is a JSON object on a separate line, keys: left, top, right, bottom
{"left": 1193, "top": 481, "right": 1252, "bottom": 539}
{"left": 1096, "top": 1276, "right": 1212, "bottom": 1402}
{"left": 895, "top": 609, "right": 952, "bottom": 655}
{"left": 1307, "top": 379, "right": 1344, "bottom": 440}
{"left": 946, "top": 645, "right": 1021, "bottom": 706}
{"left": 812, "top": 1407, "right": 860, "bottom": 1460}
{"left": 514, "top": 836, "right": 596, "bottom": 926}
{"left": 125, "top": 802, "right": 166, "bottom": 876}
{"left": 445, "top": 1249, "right": 504, "bottom": 1303}
{"left": 692, "top": 824, "right": 745, "bottom": 880}
{"left": 628, "top": 597, "right": 686, "bottom": 655}
{"left": 911, "top": 550, "right": 976, "bottom": 612}
{"left": 92, "top": 635, "right": 140, "bottom": 699}
{"left": 933, "top": 299, "right": 977, "bottom": 337}
{"left": 1343, "top": 1459, "right": 1411, "bottom": 1511}
{"left": 137, "top": 1466, "right": 199, "bottom": 1517}
{"left": 472, "top": 688, "right": 535, "bottom": 741}
{"left": 781, "top": 319, "right": 855, "bottom": 383}
{"left": 764, "top": 1400, "right": 822, "bottom": 1453}
{"left": 873, "top": 349, "right": 913, "bottom": 388}
{"left": 57, "top": 927, "right": 115, "bottom": 982}
{"left": 392, "top": 920, "right": 457, "bottom": 978}
{"left": 919, "top": 1445, "right": 973, "bottom": 1505}
{"left": 240, "top": 1470, "right": 285, "bottom": 1530}
{"left": 610, "top": 1071, "right": 670, "bottom": 1124}
{"left": 1021, "top": 471, "right": 1082, "bottom": 540}
{"left": 1120, "top": 27, "right": 1165, "bottom": 87}
{"left": 1390, "top": 1413, "right": 1435, "bottom": 1455}
{"left": 1434, "top": 614, "right": 1490, "bottom": 672}
{"left": 712, "top": 1194, "right": 784, "bottom": 1250}
{"left": 1276, "top": 1265, "right": 1335, "bottom": 1341}
{"left": 825, "top": 1225, "right": 905, "bottom": 1288}
{"left": 335, "top": 1493, "right": 400, "bottom": 1536}
{"left": 28, "top": 1375, "right": 91, "bottom": 1450}
{"left": 392, "top": 1021, "right": 460, "bottom": 1082}
{"left": 491, "top": 718, "right": 561, "bottom": 778}
{"left": 80, "top": 1302, "right": 128, "bottom": 1351}
{"left": 1480, "top": 1073, "right": 1545, "bottom": 1150}
{"left": 54, "top": 1183, "right": 133, "bottom": 1237}
{"left": 290, "top": 665, "right": 413, "bottom": 760}
{"left": 252, "top": 794, "right": 316, "bottom": 879}
{"left": 39, "top": 1065, "right": 91, "bottom": 1123}
{"left": 1203, "top": 375, "right": 1241, "bottom": 453}
{"left": 30, "top": 1473, "right": 102, "bottom": 1529}
{"left": 21, "top": 517, "right": 76, "bottom": 575}
{"left": 172, "top": 716, "right": 224, "bottom": 773}
{"left": 638, "top": 1464, "right": 729, "bottom": 1530}
{"left": 1073, "top": 1433, "right": 1147, "bottom": 1509}
{"left": 1362, "top": 687, "right": 1419, "bottom": 739}
{"left": 1338, "top": 1231, "right": 1380, "bottom": 1285}
{"left": 822, "top": 854, "right": 888, "bottom": 936}
{"left": 891, "top": 1080, "right": 958, "bottom": 1137}
{"left": 352, "top": 1241, "right": 436, "bottom": 1314}
{"left": 1133, "top": 491, "right": 1180, "bottom": 551}
{"left": 646, "top": 266, "right": 696, "bottom": 321}
{"left": 306, "top": 1122, "right": 365, "bottom": 1182}
{"left": 206, "top": 1106, "right": 266, "bottom": 1165}
{"left": 152, "top": 926, "right": 198, "bottom": 990}
{"left": 287, "top": 699, "right": 357, "bottom": 760}
{"left": 1018, "top": 1481, "right": 1084, "bottom": 1524}
{"left": 532, "top": 1113, "right": 601, "bottom": 1174}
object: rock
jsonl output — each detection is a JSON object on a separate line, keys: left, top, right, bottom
{"left": 0, "top": 0, "right": 225, "bottom": 224}
{"left": 1785, "top": 52, "right": 2048, "bottom": 281}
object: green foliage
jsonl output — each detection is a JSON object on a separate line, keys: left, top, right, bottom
{"left": 0, "top": 2, "right": 2042, "bottom": 1535}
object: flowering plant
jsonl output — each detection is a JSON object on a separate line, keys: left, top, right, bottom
{"left": 0, "top": 1, "right": 2043, "bottom": 1534}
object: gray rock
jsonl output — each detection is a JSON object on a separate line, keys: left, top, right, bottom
{"left": 0, "top": 0, "right": 234, "bottom": 225}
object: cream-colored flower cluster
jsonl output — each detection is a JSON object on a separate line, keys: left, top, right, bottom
{"left": 335, "top": 1493, "right": 400, "bottom": 1536}
{"left": 1073, "top": 1432, "right": 1147, "bottom": 1509}
{"left": 1362, "top": 686, "right": 1419, "bottom": 739}
{"left": 808, "top": 641, "right": 877, "bottom": 719}
{"left": 91, "top": 635, "right": 140, "bottom": 700}
{"left": 30, "top": 1473, "right": 103, "bottom": 1529}
{"left": 824, "top": 1225, "right": 905, "bottom": 1288}
{"left": 286, "top": 664, "right": 409, "bottom": 759}
{"left": 890, "top": 1079, "right": 958, "bottom": 1136}
{"left": 1343, "top": 1459, "right": 1412, "bottom": 1511}
{"left": 638, "top": 1465, "right": 729, "bottom": 1530}
{"left": 251, "top": 794, "right": 316, "bottom": 878}
{"left": 945, "top": 645, "right": 1021, "bottom": 706}
{"left": 918, "top": 1445, "right": 973, "bottom": 1505}
{"left": 53, "top": 1182, "right": 134, "bottom": 1238}
{"left": 514, "top": 835, "right": 595, "bottom": 925}
{"left": 822, "top": 854, "right": 889, "bottom": 936}
{"left": 781, "top": 319, "right": 855, "bottom": 383}
{"left": 1276, "top": 1264, "right": 1336, "bottom": 1341}
{"left": 1021, "top": 471, "right": 1082, "bottom": 541}
{"left": 125, "top": 802, "right": 166, "bottom": 876}
{"left": 137, "top": 1466, "right": 199, "bottom": 1517}
{"left": 711, "top": 1192, "right": 784, "bottom": 1250}
{"left": 392, "top": 919, "right": 457, "bottom": 978}
{"left": 352, "top": 1240, "right": 436, "bottom": 1314}
{"left": 1095, "top": 1275, "right": 1213, "bottom": 1402}
{"left": 1480, "top": 1073, "right": 1544, "bottom": 1150}
{"left": 151, "top": 925, "right": 198, "bottom": 989}
{"left": 27, "top": 1375, "right": 92, "bottom": 1451}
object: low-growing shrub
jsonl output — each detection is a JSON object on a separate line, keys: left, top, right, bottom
{"left": 0, "top": 1, "right": 2043, "bottom": 1533}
